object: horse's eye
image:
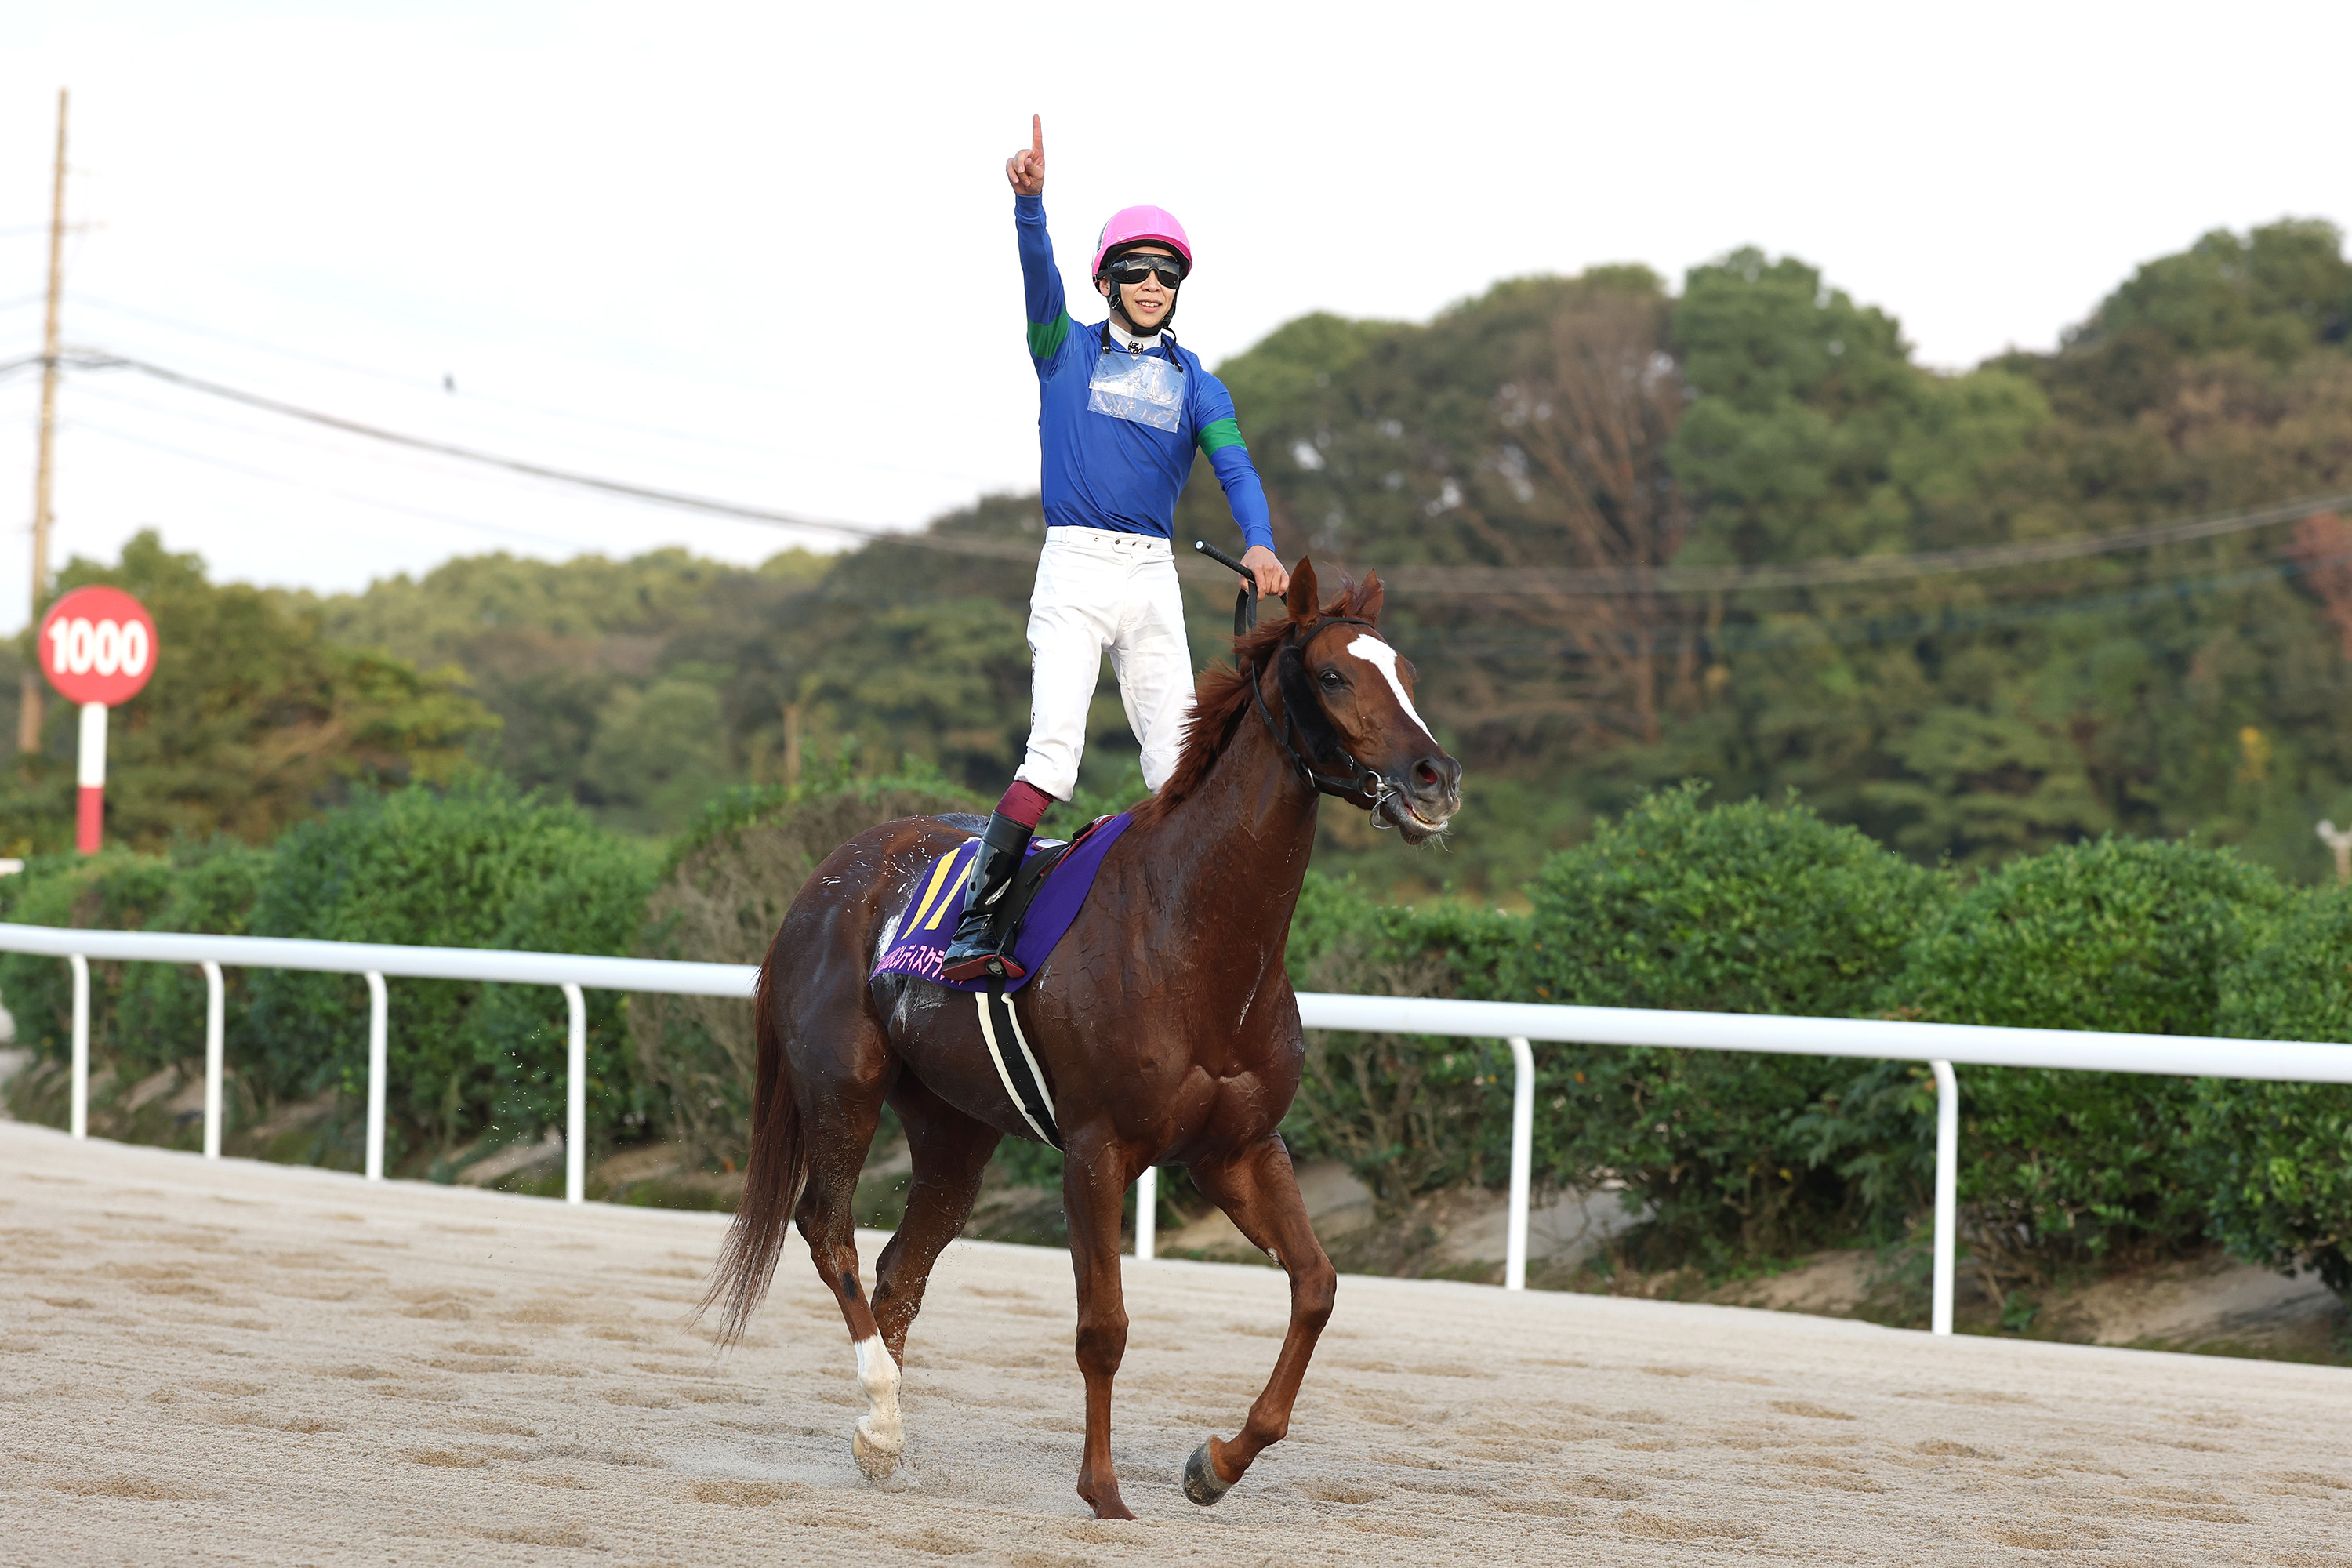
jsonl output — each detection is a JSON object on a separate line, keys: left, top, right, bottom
{"left": 1319, "top": 669, "right": 1344, "bottom": 690}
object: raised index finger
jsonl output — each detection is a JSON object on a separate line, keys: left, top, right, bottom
{"left": 1032, "top": 114, "right": 1044, "bottom": 158}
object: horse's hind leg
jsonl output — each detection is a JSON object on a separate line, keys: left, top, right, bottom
{"left": 869, "top": 1074, "right": 1001, "bottom": 1362}
{"left": 792, "top": 1023, "right": 903, "bottom": 1481}
{"left": 1062, "top": 1128, "right": 1142, "bottom": 1521}
{"left": 1181, "top": 1136, "right": 1337, "bottom": 1505}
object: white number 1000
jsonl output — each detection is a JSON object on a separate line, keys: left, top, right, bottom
{"left": 47, "top": 616, "right": 151, "bottom": 681}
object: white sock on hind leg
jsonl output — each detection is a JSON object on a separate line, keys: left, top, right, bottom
{"left": 854, "top": 1335, "right": 903, "bottom": 1453}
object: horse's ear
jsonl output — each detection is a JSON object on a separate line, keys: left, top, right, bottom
{"left": 1285, "top": 557, "right": 1320, "bottom": 625}
{"left": 1350, "top": 570, "right": 1385, "bottom": 626}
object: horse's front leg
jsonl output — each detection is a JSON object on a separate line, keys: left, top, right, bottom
{"left": 1181, "top": 1134, "right": 1337, "bottom": 1505}
{"left": 1061, "top": 1130, "right": 1138, "bottom": 1520}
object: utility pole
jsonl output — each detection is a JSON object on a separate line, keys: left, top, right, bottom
{"left": 22, "top": 89, "right": 67, "bottom": 756}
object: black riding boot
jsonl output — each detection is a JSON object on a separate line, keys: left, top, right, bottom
{"left": 940, "top": 811, "right": 1033, "bottom": 982}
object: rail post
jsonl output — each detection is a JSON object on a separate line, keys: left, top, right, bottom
{"left": 364, "top": 971, "right": 387, "bottom": 1181}
{"left": 1504, "top": 1036, "right": 1534, "bottom": 1290}
{"left": 1931, "top": 1059, "right": 1958, "bottom": 1335}
{"left": 1134, "top": 1167, "right": 1156, "bottom": 1260}
{"left": 67, "top": 953, "right": 88, "bottom": 1138}
{"left": 563, "top": 982, "right": 586, "bottom": 1205}
{"left": 201, "top": 960, "right": 223, "bottom": 1160}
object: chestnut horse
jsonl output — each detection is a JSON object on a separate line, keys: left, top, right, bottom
{"left": 701, "top": 561, "right": 1461, "bottom": 1519}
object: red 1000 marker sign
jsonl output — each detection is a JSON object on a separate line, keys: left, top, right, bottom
{"left": 39, "top": 586, "right": 158, "bottom": 707}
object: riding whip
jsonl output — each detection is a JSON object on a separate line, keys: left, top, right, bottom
{"left": 1192, "top": 539, "right": 1258, "bottom": 637}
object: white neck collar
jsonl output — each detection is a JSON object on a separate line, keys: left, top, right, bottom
{"left": 1105, "top": 315, "right": 1163, "bottom": 351}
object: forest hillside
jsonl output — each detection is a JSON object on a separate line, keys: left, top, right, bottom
{"left": 9, "top": 220, "right": 2352, "bottom": 895}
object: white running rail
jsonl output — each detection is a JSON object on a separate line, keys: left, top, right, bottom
{"left": 1290, "top": 992, "right": 2352, "bottom": 1333}
{"left": 0, "top": 923, "right": 753, "bottom": 1204}
{"left": 8, "top": 920, "right": 2351, "bottom": 1337}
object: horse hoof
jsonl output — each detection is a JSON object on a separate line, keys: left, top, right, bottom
{"left": 1182, "top": 1441, "right": 1232, "bottom": 1507}
{"left": 852, "top": 1428, "right": 901, "bottom": 1483}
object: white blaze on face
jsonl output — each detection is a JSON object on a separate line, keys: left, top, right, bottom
{"left": 1345, "top": 635, "right": 1431, "bottom": 739}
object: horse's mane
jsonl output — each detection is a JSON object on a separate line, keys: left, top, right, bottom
{"left": 1131, "top": 576, "right": 1381, "bottom": 829}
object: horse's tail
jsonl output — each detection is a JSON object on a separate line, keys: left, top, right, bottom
{"left": 696, "top": 953, "right": 804, "bottom": 1347}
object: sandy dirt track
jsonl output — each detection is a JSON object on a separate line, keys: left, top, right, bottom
{"left": 3, "top": 1123, "right": 2349, "bottom": 1566}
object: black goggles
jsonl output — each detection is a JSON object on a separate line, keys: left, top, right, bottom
{"left": 1105, "top": 255, "right": 1184, "bottom": 289}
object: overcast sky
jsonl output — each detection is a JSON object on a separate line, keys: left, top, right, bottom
{"left": 1, "top": 1, "right": 2347, "bottom": 633}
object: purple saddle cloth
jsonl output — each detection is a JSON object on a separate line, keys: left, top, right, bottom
{"left": 869, "top": 812, "right": 1134, "bottom": 993}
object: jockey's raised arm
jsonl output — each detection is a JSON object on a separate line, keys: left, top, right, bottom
{"left": 1010, "top": 117, "right": 1066, "bottom": 354}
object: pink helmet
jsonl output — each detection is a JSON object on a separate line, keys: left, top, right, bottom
{"left": 1092, "top": 205, "right": 1192, "bottom": 278}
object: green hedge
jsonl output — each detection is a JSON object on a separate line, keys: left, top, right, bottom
{"left": 1497, "top": 782, "right": 1947, "bottom": 1268}
{"left": 2202, "top": 887, "right": 2352, "bottom": 1294}
{"left": 1890, "top": 836, "right": 2287, "bottom": 1290}
{"left": 0, "top": 775, "right": 652, "bottom": 1170}
{"left": 1277, "top": 791, "right": 2335, "bottom": 1304}
{"left": 0, "top": 837, "right": 272, "bottom": 1141}
{"left": 1279, "top": 872, "right": 1519, "bottom": 1203}
{"left": 245, "top": 775, "right": 653, "bottom": 1164}
{"left": 1277, "top": 785, "right": 1952, "bottom": 1266}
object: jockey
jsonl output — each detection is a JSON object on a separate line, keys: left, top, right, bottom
{"left": 942, "top": 115, "right": 1289, "bottom": 982}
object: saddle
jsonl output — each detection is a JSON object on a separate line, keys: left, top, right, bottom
{"left": 870, "top": 811, "right": 1134, "bottom": 996}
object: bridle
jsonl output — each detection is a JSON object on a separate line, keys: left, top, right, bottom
{"left": 1194, "top": 539, "right": 1404, "bottom": 819}
{"left": 1245, "top": 615, "right": 1388, "bottom": 811}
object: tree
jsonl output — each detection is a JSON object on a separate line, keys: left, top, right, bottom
{"left": 313, "top": 546, "right": 828, "bottom": 818}
{"left": 0, "top": 532, "right": 499, "bottom": 855}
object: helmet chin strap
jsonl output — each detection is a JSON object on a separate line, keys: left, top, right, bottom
{"left": 1105, "top": 281, "right": 1178, "bottom": 337}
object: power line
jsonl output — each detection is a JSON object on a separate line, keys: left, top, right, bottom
{"left": 71, "top": 295, "right": 438, "bottom": 390}
{"left": 59, "top": 347, "right": 1040, "bottom": 564}
{"left": 38, "top": 352, "right": 598, "bottom": 535}
{"left": 69, "top": 294, "right": 1004, "bottom": 488}
{"left": 183, "top": 258, "right": 871, "bottom": 412}
{"left": 65, "top": 416, "right": 620, "bottom": 557}
{"left": 1405, "top": 547, "right": 2352, "bottom": 659}
{"left": 1358, "top": 490, "right": 2352, "bottom": 597}
{"left": 70, "top": 373, "right": 669, "bottom": 511}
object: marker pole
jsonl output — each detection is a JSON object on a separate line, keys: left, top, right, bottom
{"left": 75, "top": 700, "right": 104, "bottom": 854}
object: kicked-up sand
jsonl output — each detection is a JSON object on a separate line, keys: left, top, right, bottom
{"left": 2, "top": 1120, "right": 2348, "bottom": 1566}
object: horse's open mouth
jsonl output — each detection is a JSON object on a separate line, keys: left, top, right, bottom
{"left": 1378, "top": 792, "right": 1454, "bottom": 844}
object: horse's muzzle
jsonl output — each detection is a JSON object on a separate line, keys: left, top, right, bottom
{"left": 1379, "top": 752, "right": 1462, "bottom": 844}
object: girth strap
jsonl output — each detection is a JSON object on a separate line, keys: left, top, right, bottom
{"left": 975, "top": 983, "right": 1061, "bottom": 1149}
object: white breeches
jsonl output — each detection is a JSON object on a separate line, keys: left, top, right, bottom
{"left": 1014, "top": 527, "right": 1194, "bottom": 800}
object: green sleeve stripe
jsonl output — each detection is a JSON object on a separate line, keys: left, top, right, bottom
{"left": 1026, "top": 311, "right": 1072, "bottom": 360}
{"left": 1197, "top": 417, "right": 1247, "bottom": 454}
